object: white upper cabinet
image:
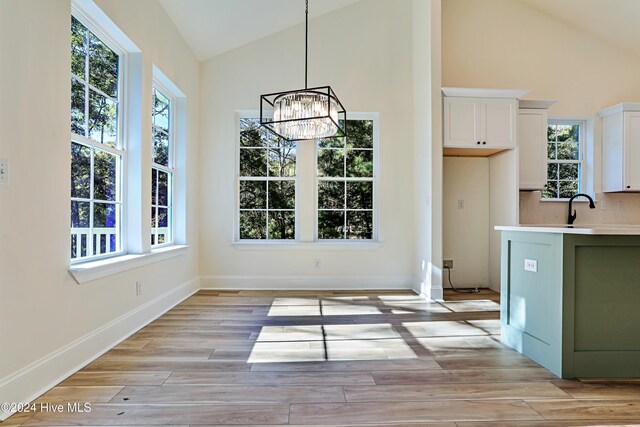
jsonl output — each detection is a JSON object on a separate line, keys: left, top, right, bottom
{"left": 517, "top": 100, "right": 557, "bottom": 191}
{"left": 599, "top": 103, "right": 640, "bottom": 192}
{"left": 444, "top": 96, "right": 517, "bottom": 149}
{"left": 443, "top": 97, "right": 479, "bottom": 147}
{"left": 482, "top": 99, "right": 517, "bottom": 147}
{"left": 518, "top": 109, "right": 548, "bottom": 190}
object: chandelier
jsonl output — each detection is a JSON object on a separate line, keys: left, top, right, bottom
{"left": 260, "top": 0, "right": 346, "bottom": 141}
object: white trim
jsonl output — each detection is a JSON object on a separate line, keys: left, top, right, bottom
{"left": 543, "top": 118, "right": 590, "bottom": 199}
{"left": 231, "top": 241, "right": 381, "bottom": 251}
{"left": 442, "top": 87, "right": 529, "bottom": 99}
{"left": 150, "top": 83, "right": 175, "bottom": 247}
{"left": 71, "top": 0, "right": 140, "bottom": 54}
{"left": 518, "top": 99, "right": 558, "bottom": 109}
{"left": 315, "top": 112, "right": 380, "bottom": 242}
{"left": 234, "top": 111, "right": 380, "bottom": 244}
{"left": 152, "top": 65, "right": 187, "bottom": 247}
{"left": 598, "top": 102, "right": 640, "bottom": 118}
{"left": 540, "top": 199, "right": 596, "bottom": 203}
{"left": 200, "top": 275, "right": 414, "bottom": 290}
{"left": 69, "top": 245, "right": 188, "bottom": 284}
{"left": 0, "top": 277, "right": 199, "bottom": 422}
{"left": 430, "top": 283, "right": 444, "bottom": 301}
{"left": 71, "top": 2, "right": 135, "bottom": 263}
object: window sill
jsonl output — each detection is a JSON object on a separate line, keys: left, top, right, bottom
{"left": 540, "top": 198, "right": 597, "bottom": 203}
{"left": 231, "top": 241, "right": 381, "bottom": 251}
{"left": 69, "top": 245, "right": 189, "bottom": 284}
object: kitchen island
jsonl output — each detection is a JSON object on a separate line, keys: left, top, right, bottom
{"left": 496, "top": 225, "right": 640, "bottom": 378}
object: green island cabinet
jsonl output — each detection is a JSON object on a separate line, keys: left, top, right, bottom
{"left": 497, "top": 226, "right": 640, "bottom": 378}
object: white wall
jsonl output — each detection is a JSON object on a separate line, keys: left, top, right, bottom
{"left": 442, "top": 0, "right": 640, "bottom": 222}
{"left": 413, "top": 0, "right": 443, "bottom": 299}
{"left": 488, "top": 150, "right": 518, "bottom": 291}
{"left": 198, "top": 0, "right": 422, "bottom": 289}
{"left": 0, "top": 0, "right": 199, "bottom": 415}
{"left": 443, "top": 157, "right": 489, "bottom": 287}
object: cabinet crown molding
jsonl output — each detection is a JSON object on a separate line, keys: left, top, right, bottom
{"left": 442, "top": 87, "right": 529, "bottom": 99}
{"left": 519, "top": 99, "right": 557, "bottom": 109}
{"left": 598, "top": 102, "right": 640, "bottom": 118}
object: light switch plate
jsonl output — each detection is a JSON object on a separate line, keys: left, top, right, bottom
{"left": 524, "top": 258, "right": 538, "bottom": 272}
{"left": 0, "top": 158, "right": 8, "bottom": 185}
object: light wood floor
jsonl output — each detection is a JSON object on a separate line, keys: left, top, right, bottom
{"left": 4, "top": 289, "right": 640, "bottom": 426}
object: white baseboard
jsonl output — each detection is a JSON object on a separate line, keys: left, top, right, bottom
{"left": 200, "top": 275, "right": 415, "bottom": 291}
{"left": 431, "top": 284, "right": 444, "bottom": 301}
{"left": 411, "top": 279, "right": 443, "bottom": 301}
{"left": 0, "top": 277, "right": 199, "bottom": 422}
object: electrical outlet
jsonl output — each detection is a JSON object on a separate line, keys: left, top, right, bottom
{"left": 443, "top": 259, "right": 453, "bottom": 269}
{"left": 601, "top": 200, "right": 607, "bottom": 210}
{"left": 524, "top": 258, "right": 538, "bottom": 273}
{"left": 313, "top": 259, "right": 321, "bottom": 269}
{"left": 457, "top": 200, "right": 464, "bottom": 209}
{"left": 0, "top": 158, "right": 8, "bottom": 185}
{"left": 136, "top": 281, "right": 143, "bottom": 296}
{"left": 617, "top": 201, "right": 624, "bottom": 210}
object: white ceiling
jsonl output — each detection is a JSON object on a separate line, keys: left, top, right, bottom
{"left": 517, "top": 0, "right": 640, "bottom": 58}
{"left": 158, "top": 0, "right": 360, "bottom": 61}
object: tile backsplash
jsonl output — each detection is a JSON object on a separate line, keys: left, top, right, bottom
{"left": 520, "top": 191, "right": 640, "bottom": 225}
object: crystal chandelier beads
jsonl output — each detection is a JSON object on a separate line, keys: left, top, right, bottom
{"left": 273, "top": 91, "right": 339, "bottom": 140}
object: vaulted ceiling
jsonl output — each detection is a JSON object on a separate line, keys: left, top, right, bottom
{"left": 517, "top": 0, "right": 640, "bottom": 58}
{"left": 158, "top": 0, "right": 360, "bottom": 61}
{"left": 159, "top": 0, "right": 640, "bottom": 62}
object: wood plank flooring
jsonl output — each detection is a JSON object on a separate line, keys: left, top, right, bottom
{"left": 3, "top": 288, "right": 640, "bottom": 426}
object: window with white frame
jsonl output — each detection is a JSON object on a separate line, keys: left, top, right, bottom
{"left": 238, "top": 119, "right": 296, "bottom": 240}
{"left": 70, "top": 15, "right": 123, "bottom": 261}
{"left": 151, "top": 87, "right": 174, "bottom": 246}
{"left": 236, "top": 114, "right": 377, "bottom": 242}
{"left": 543, "top": 120, "right": 584, "bottom": 199}
{"left": 317, "top": 119, "right": 374, "bottom": 239}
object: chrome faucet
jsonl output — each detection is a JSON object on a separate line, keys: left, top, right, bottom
{"left": 567, "top": 193, "right": 596, "bottom": 225}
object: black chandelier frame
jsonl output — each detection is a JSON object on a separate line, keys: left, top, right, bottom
{"left": 259, "top": 0, "right": 347, "bottom": 142}
{"left": 260, "top": 85, "right": 347, "bottom": 142}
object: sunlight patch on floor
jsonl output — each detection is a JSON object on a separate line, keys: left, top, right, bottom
{"left": 249, "top": 324, "right": 417, "bottom": 363}
{"left": 402, "top": 320, "right": 496, "bottom": 338}
{"left": 414, "top": 335, "right": 505, "bottom": 354}
{"left": 267, "top": 304, "right": 383, "bottom": 316}
{"left": 439, "top": 300, "right": 500, "bottom": 312}
{"left": 255, "top": 324, "right": 402, "bottom": 342}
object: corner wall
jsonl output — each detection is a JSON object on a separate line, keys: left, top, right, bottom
{"left": 413, "top": 0, "right": 443, "bottom": 299}
{"left": 0, "top": 0, "right": 200, "bottom": 416}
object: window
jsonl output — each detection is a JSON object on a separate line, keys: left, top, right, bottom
{"left": 317, "top": 120, "right": 374, "bottom": 239}
{"left": 238, "top": 119, "right": 296, "bottom": 240}
{"left": 151, "top": 87, "right": 174, "bottom": 246}
{"left": 70, "top": 15, "right": 123, "bottom": 261}
{"left": 543, "top": 120, "right": 584, "bottom": 199}
{"left": 236, "top": 114, "right": 377, "bottom": 242}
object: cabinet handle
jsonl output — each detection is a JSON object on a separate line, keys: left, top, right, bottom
{"left": 477, "top": 141, "right": 481, "bottom": 145}
{"left": 627, "top": 185, "right": 631, "bottom": 189}
{"left": 482, "top": 141, "right": 487, "bottom": 145}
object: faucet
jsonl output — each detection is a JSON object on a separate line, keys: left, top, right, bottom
{"left": 567, "top": 193, "right": 596, "bottom": 225}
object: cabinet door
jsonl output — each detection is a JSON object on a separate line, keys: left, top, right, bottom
{"left": 481, "top": 98, "right": 517, "bottom": 148}
{"left": 602, "top": 113, "right": 624, "bottom": 192}
{"left": 443, "top": 97, "right": 480, "bottom": 147}
{"left": 518, "top": 109, "right": 547, "bottom": 190}
{"left": 624, "top": 112, "right": 640, "bottom": 190}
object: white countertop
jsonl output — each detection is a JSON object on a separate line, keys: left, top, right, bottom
{"left": 495, "top": 224, "right": 640, "bottom": 235}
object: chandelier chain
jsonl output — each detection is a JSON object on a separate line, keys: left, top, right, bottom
{"left": 305, "top": 0, "right": 308, "bottom": 89}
